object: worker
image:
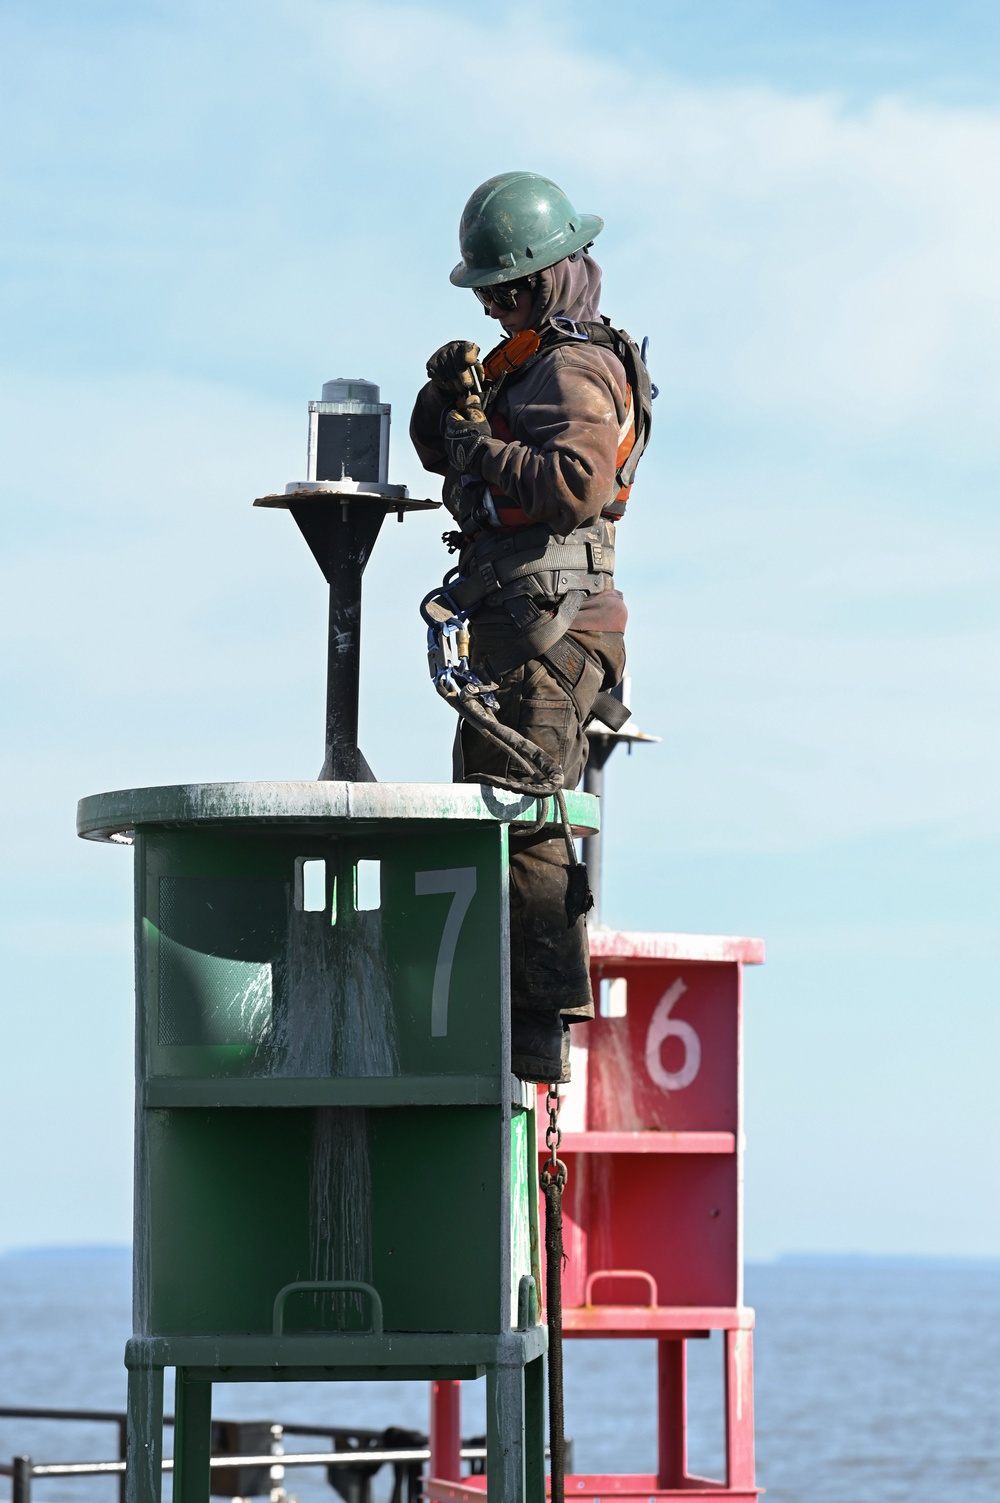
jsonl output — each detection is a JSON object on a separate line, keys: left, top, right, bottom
{"left": 410, "top": 171, "right": 649, "bottom": 1084}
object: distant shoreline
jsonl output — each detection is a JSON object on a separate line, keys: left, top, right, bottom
{"left": 767, "top": 1252, "right": 1000, "bottom": 1269}
{"left": 3, "top": 1245, "right": 1000, "bottom": 1269}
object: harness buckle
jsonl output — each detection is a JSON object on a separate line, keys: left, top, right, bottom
{"left": 587, "top": 542, "right": 604, "bottom": 571}
{"left": 479, "top": 561, "right": 499, "bottom": 592}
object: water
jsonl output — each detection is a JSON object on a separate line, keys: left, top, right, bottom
{"left": 3, "top": 1252, "right": 1000, "bottom": 1503}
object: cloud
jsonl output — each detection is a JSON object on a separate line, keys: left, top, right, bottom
{"left": 328, "top": 1, "right": 1000, "bottom": 448}
{"left": 5, "top": 1, "right": 1000, "bottom": 452}
{"left": 3, "top": 0, "right": 1000, "bottom": 1261}
{"left": 2, "top": 1, "right": 999, "bottom": 864}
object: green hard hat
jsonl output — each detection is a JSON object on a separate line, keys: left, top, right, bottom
{"left": 450, "top": 171, "right": 604, "bottom": 288}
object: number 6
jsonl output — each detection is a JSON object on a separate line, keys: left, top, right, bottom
{"left": 645, "top": 978, "right": 701, "bottom": 1092}
{"left": 414, "top": 867, "right": 477, "bottom": 1037}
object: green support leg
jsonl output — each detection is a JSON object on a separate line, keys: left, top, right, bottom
{"left": 126, "top": 1365, "right": 164, "bottom": 1503}
{"left": 172, "top": 1370, "right": 212, "bottom": 1503}
{"left": 486, "top": 1361, "right": 526, "bottom": 1503}
{"left": 524, "top": 1354, "right": 546, "bottom": 1503}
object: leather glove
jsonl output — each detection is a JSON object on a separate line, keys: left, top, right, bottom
{"left": 444, "top": 476, "right": 501, "bottom": 531}
{"left": 443, "top": 401, "right": 492, "bottom": 474}
{"left": 426, "top": 340, "right": 484, "bottom": 396}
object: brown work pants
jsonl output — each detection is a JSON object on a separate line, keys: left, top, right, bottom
{"left": 454, "top": 627, "right": 626, "bottom": 1021}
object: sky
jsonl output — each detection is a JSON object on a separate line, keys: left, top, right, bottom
{"left": 1, "top": 0, "right": 998, "bottom": 1260}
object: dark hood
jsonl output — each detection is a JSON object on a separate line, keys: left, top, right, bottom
{"left": 530, "top": 251, "right": 602, "bottom": 327}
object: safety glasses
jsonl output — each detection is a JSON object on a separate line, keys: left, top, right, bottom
{"left": 473, "top": 278, "right": 532, "bottom": 311}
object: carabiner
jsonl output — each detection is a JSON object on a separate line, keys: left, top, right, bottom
{"left": 550, "top": 316, "right": 590, "bottom": 341}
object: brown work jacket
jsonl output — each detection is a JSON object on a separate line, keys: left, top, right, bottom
{"left": 410, "top": 338, "right": 629, "bottom": 632}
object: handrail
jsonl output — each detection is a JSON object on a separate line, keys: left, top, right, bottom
{"left": 0, "top": 1409, "right": 126, "bottom": 1425}
{"left": 516, "top": 1274, "right": 538, "bottom": 1331}
{"left": 0, "top": 1404, "right": 129, "bottom": 1503}
{"left": 584, "top": 1268, "right": 659, "bottom": 1307}
{"left": 0, "top": 1446, "right": 492, "bottom": 1477}
{"left": 272, "top": 1280, "right": 384, "bottom": 1336}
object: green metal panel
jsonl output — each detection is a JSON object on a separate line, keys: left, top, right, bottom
{"left": 369, "top": 1106, "right": 503, "bottom": 1333}
{"left": 145, "top": 1108, "right": 313, "bottom": 1335}
{"left": 510, "top": 1111, "right": 532, "bottom": 1326}
{"left": 145, "top": 1103, "right": 519, "bottom": 1338}
{"left": 139, "top": 824, "right": 507, "bottom": 1088}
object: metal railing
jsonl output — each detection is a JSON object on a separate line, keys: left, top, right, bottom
{"left": 0, "top": 1411, "right": 495, "bottom": 1503}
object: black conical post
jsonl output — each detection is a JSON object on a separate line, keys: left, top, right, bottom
{"left": 288, "top": 497, "right": 391, "bottom": 781}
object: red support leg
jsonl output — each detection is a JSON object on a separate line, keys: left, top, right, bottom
{"left": 656, "top": 1338, "right": 687, "bottom": 1488}
{"left": 724, "top": 1328, "right": 755, "bottom": 1491}
{"left": 429, "top": 1380, "right": 462, "bottom": 1481}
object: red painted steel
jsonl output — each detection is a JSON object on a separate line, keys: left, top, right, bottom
{"left": 424, "top": 1477, "right": 761, "bottom": 1501}
{"left": 657, "top": 1339, "right": 687, "bottom": 1487}
{"left": 563, "top": 1305, "right": 753, "bottom": 1335}
{"left": 539, "top": 930, "right": 764, "bottom": 1501}
{"left": 560, "top": 1131, "right": 735, "bottom": 1154}
{"left": 429, "top": 1380, "right": 462, "bottom": 1482}
{"left": 724, "top": 1328, "right": 756, "bottom": 1491}
{"left": 589, "top": 930, "right": 765, "bottom": 966}
{"left": 425, "top": 931, "right": 764, "bottom": 1501}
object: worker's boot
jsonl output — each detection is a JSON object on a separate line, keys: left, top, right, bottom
{"left": 510, "top": 1010, "right": 571, "bottom": 1084}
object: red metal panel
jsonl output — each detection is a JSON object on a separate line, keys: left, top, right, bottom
{"left": 587, "top": 964, "right": 738, "bottom": 1134}
{"left": 558, "top": 1152, "right": 739, "bottom": 1309}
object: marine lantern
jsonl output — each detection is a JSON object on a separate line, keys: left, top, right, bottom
{"left": 306, "top": 377, "right": 391, "bottom": 485}
{"left": 257, "top": 377, "right": 433, "bottom": 782}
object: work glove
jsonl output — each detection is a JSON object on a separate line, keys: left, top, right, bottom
{"left": 444, "top": 476, "right": 501, "bottom": 533}
{"left": 443, "top": 401, "right": 492, "bottom": 475}
{"left": 426, "top": 341, "right": 484, "bottom": 397}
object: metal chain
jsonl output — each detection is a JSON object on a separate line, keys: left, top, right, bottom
{"left": 544, "top": 1084, "right": 563, "bottom": 1177}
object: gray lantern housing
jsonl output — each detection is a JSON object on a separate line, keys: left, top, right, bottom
{"left": 306, "top": 377, "right": 391, "bottom": 485}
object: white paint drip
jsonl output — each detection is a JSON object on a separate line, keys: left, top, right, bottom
{"left": 308, "top": 1106, "right": 374, "bottom": 1331}
{"left": 266, "top": 909, "right": 398, "bottom": 1078}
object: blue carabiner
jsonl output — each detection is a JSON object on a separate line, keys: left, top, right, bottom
{"left": 640, "top": 335, "right": 659, "bottom": 400}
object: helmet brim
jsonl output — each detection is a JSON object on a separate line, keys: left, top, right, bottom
{"left": 450, "top": 214, "right": 604, "bottom": 288}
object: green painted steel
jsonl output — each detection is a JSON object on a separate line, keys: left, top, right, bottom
{"left": 78, "top": 779, "right": 588, "bottom": 1503}
{"left": 450, "top": 171, "right": 604, "bottom": 289}
{"left": 76, "top": 780, "right": 598, "bottom": 843}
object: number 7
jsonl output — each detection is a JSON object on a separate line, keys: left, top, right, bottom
{"left": 414, "top": 867, "right": 478, "bottom": 1037}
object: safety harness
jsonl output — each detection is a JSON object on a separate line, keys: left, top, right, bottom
{"left": 421, "top": 315, "right": 654, "bottom": 826}
{"left": 479, "top": 315, "right": 654, "bottom": 522}
{"left": 429, "top": 316, "right": 653, "bottom": 709}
